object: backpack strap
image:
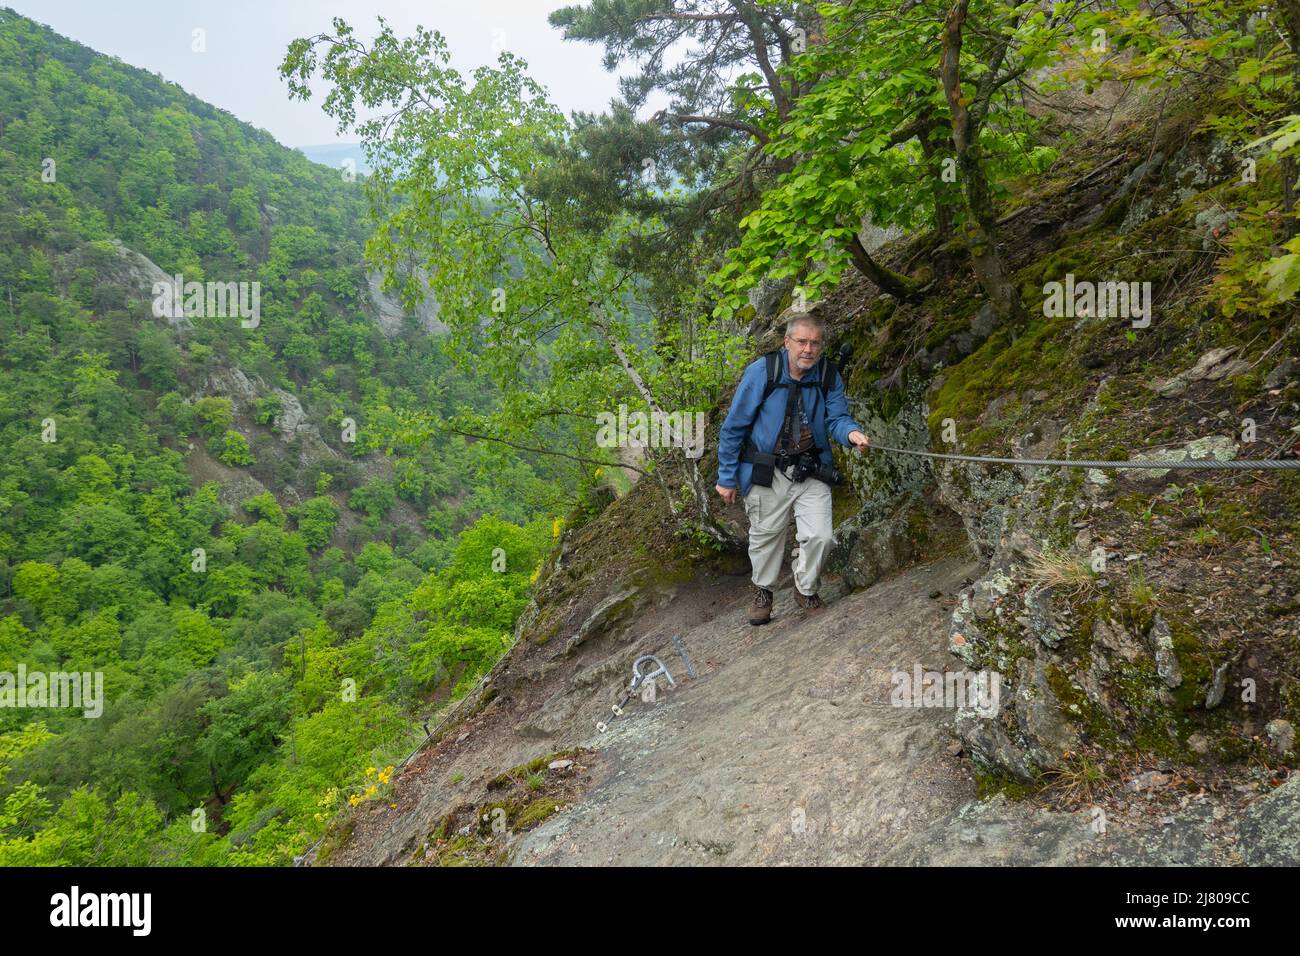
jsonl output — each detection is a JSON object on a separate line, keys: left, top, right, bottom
{"left": 759, "top": 349, "right": 840, "bottom": 406}
{"left": 819, "top": 359, "right": 838, "bottom": 402}
{"left": 760, "top": 350, "right": 782, "bottom": 403}
{"left": 819, "top": 343, "right": 853, "bottom": 401}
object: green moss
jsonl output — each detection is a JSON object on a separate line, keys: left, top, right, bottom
{"left": 1112, "top": 492, "right": 1171, "bottom": 523}
{"left": 633, "top": 556, "right": 697, "bottom": 590}
{"left": 1231, "top": 369, "right": 1264, "bottom": 402}
{"left": 430, "top": 833, "right": 482, "bottom": 867}
{"left": 1015, "top": 222, "right": 1121, "bottom": 307}
{"left": 1165, "top": 616, "right": 1213, "bottom": 710}
{"left": 923, "top": 299, "right": 980, "bottom": 351}
{"left": 1104, "top": 649, "right": 1200, "bottom": 763}
{"left": 489, "top": 748, "right": 584, "bottom": 789}
{"left": 532, "top": 618, "right": 560, "bottom": 646}
{"left": 313, "top": 815, "right": 355, "bottom": 866}
{"left": 926, "top": 318, "right": 1079, "bottom": 451}
{"left": 904, "top": 501, "right": 930, "bottom": 547}
{"left": 431, "top": 813, "right": 452, "bottom": 842}
{"left": 477, "top": 801, "right": 517, "bottom": 836}
{"left": 843, "top": 297, "right": 902, "bottom": 379}
{"left": 515, "top": 797, "right": 563, "bottom": 828}
{"left": 831, "top": 480, "right": 862, "bottom": 527}
{"left": 974, "top": 767, "right": 1041, "bottom": 801}
{"left": 1213, "top": 734, "right": 1252, "bottom": 763}
{"left": 875, "top": 384, "right": 906, "bottom": 422}
{"left": 1045, "top": 661, "right": 1121, "bottom": 748}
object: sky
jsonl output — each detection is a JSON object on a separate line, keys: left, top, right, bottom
{"left": 6, "top": 0, "right": 632, "bottom": 148}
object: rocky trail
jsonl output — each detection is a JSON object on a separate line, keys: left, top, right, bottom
{"left": 512, "top": 555, "right": 981, "bottom": 865}
{"left": 316, "top": 538, "right": 1299, "bottom": 866}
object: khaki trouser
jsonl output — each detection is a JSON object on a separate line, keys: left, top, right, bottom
{"left": 743, "top": 468, "right": 834, "bottom": 595}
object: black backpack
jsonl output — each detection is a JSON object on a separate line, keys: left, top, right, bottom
{"left": 741, "top": 344, "right": 852, "bottom": 486}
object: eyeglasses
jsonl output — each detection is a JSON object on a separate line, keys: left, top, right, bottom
{"left": 787, "top": 336, "right": 823, "bottom": 349}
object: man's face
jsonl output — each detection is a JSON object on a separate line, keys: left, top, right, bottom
{"left": 785, "top": 323, "right": 824, "bottom": 372}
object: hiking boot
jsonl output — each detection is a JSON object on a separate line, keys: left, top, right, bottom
{"left": 749, "top": 585, "right": 774, "bottom": 625}
{"left": 794, "top": 590, "right": 823, "bottom": 611}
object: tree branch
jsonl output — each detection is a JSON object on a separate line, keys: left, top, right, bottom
{"left": 653, "top": 109, "right": 770, "bottom": 143}
{"left": 444, "top": 426, "right": 649, "bottom": 476}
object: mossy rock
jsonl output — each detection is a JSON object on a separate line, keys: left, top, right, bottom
{"left": 515, "top": 797, "right": 563, "bottom": 828}
{"left": 488, "top": 748, "right": 584, "bottom": 789}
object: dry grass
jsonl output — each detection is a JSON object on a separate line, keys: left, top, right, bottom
{"left": 1040, "top": 750, "right": 1112, "bottom": 808}
{"left": 1026, "top": 546, "right": 1101, "bottom": 599}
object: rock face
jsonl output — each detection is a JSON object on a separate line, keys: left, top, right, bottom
{"left": 1150, "top": 347, "right": 1249, "bottom": 397}
{"left": 191, "top": 367, "right": 340, "bottom": 467}
{"left": 1145, "top": 615, "right": 1183, "bottom": 689}
{"left": 182, "top": 345, "right": 428, "bottom": 542}
{"left": 272, "top": 388, "right": 311, "bottom": 441}
{"left": 883, "top": 790, "right": 1286, "bottom": 865}
{"left": 59, "top": 239, "right": 195, "bottom": 331}
{"left": 923, "top": 443, "right": 1089, "bottom": 783}
{"left": 1235, "top": 774, "right": 1300, "bottom": 864}
{"left": 809, "top": 126, "right": 1293, "bottom": 798}
{"left": 933, "top": 461, "right": 1025, "bottom": 561}
{"left": 366, "top": 268, "right": 446, "bottom": 337}
{"left": 1117, "top": 134, "right": 1242, "bottom": 235}
{"left": 747, "top": 276, "right": 795, "bottom": 325}
{"left": 828, "top": 371, "right": 933, "bottom": 589}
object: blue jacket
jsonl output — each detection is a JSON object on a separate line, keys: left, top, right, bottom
{"left": 717, "top": 349, "right": 863, "bottom": 496}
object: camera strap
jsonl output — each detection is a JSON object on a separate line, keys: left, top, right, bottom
{"left": 778, "top": 382, "right": 802, "bottom": 457}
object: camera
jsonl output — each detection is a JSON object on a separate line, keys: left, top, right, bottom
{"left": 790, "top": 449, "right": 841, "bottom": 486}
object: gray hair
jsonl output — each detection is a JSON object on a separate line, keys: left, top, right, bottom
{"left": 785, "top": 313, "right": 825, "bottom": 338}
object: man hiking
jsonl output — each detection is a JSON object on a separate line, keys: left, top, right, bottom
{"left": 716, "top": 314, "right": 870, "bottom": 625}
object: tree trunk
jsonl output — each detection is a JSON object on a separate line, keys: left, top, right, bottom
{"left": 846, "top": 231, "right": 925, "bottom": 300}
{"left": 593, "top": 304, "right": 733, "bottom": 536}
{"left": 1284, "top": 155, "right": 1299, "bottom": 240}
{"left": 919, "top": 115, "right": 956, "bottom": 245}
{"left": 939, "top": 0, "right": 1028, "bottom": 326}
{"left": 955, "top": 148, "right": 1028, "bottom": 324}
{"left": 1280, "top": 1, "right": 1300, "bottom": 238}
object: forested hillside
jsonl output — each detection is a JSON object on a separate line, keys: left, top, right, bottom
{"left": 0, "top": 9, "right": 568, "bottom": 864}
